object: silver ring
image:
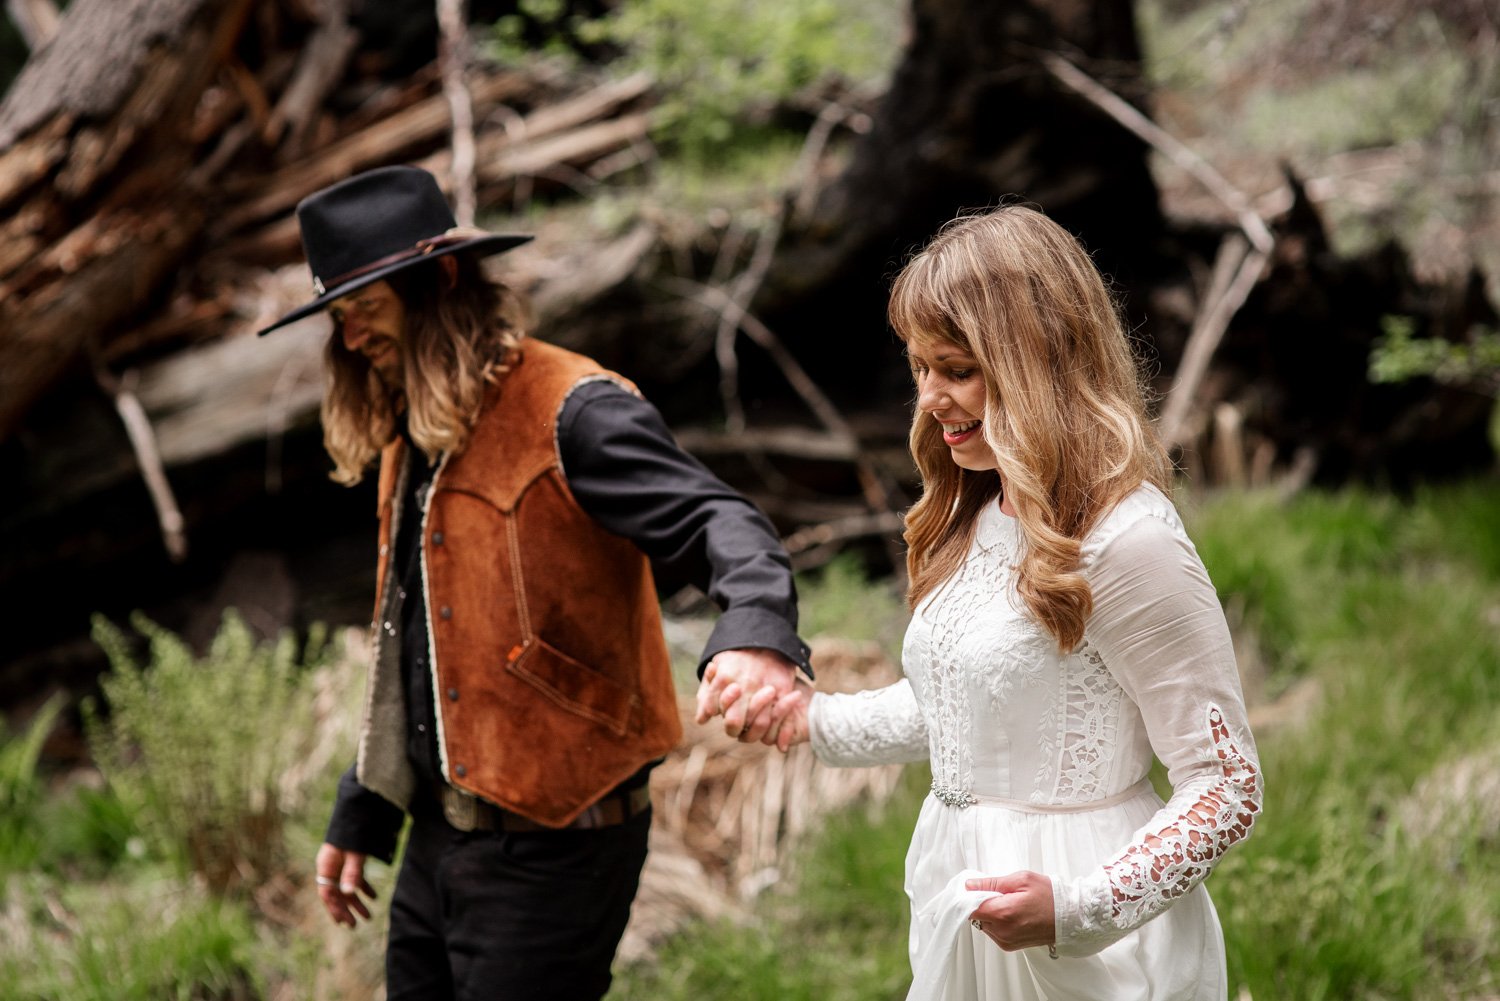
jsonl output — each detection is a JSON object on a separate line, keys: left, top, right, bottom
{"left": 315, "top": 875, "right": 336, "bottom": 887}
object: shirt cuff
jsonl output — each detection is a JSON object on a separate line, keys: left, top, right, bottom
{"left": 324, "top": 764, "right": 406, "bottom": 864}
{"left": 699, "top": 605, "right": 813, "bottom": 679}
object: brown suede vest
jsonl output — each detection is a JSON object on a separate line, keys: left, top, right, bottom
{"left": 357, "top": 340, "right": 682, "bottom": 827}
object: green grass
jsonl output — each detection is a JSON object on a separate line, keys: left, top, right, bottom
{"left": 611, "top": 765, "right": 927, "bottom": 1001}
{"left": 0, "top": 869, "right": 262, "bottom": 1001}
{"left": 1190, "top": 483, "right": 1500, "bottom": 999}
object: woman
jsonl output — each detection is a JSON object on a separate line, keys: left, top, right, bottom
{"left": 768, "top": 206, "right": 1262, "bottom": 999}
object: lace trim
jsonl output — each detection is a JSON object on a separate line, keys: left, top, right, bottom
{"left": 915, "top": 519, "right": 1012, "bottom": 798}
{"left": 1104, "top": 702, "right": 1261, "bottom": 927}
{"left": 1056, "top": 703, "right": 1260, "bottom": 955}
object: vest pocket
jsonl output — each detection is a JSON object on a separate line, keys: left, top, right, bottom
{"left": 506, "top": 637, "right": 640, "bottom": 738}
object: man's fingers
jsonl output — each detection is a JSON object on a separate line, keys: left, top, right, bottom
{"left": 340, "top": 853, "right": 367, "bottom": 895}
{"left": 721, "top": 681, "right": 748, "bottom": 735}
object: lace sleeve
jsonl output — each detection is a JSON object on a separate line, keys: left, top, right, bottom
{"left": 1052, "top": 511, "right": 1263, "bottom": 957}
{"left": 808, "top": 680, "right": 930, "bottom": 767}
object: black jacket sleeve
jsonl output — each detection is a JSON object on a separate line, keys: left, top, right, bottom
{"left": 556, "top": 380, "right": 811, "bottom": 678}
{"left": 324, "top": 763, "right": 405, "bottom": 863}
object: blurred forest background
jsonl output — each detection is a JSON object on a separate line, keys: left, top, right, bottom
{"left": 1, "top": 0, "right": 1497, "bottom": 997}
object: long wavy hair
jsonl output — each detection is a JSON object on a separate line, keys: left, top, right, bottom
{"left": 321, "top": 254, "right": 531, "bottom": 485}
{"left": 890, "top": 205, "right": 1170, "bottom": 651}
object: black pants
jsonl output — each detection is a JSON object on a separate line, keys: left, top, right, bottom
{"left": 385, "top": 802, "right": 651, "bottom": 1001}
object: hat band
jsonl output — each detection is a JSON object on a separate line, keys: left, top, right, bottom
{"left": 314, "top": 226, "right": 495, "bottom": 296}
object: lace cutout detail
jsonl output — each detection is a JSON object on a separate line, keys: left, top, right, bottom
{"left": 916, "top": 507, "right": 1012, "bottom": 806}
{"left": 1103, "top": 703, "right": 1261, "bottom": 927}
{"left": 1048, "top": 642, "right": 1123, "bottom": 803}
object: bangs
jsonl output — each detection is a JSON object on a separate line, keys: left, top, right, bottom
{"left": 889, "top": 251, "right": 972, "bottom": 352}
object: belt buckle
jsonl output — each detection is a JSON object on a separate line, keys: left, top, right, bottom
{"left": 442, "top": 787, "right": 480, "bottom": 832}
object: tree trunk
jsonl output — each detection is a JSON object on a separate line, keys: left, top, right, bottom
{"left": 762, "top": 0, "right": 1163, "bottom": 377}
{"left": 0, "top": 0, "right": 255, "bottom": 439}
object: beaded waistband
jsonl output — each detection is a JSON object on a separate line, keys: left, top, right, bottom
{"left": 930, "top": 776, "right": 1155, "bottom": 814}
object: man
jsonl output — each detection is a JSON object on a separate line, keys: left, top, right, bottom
{"left": 257, "top": 165, "right": 808, "bottom": 1000}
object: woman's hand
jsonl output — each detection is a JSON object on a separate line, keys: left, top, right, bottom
{"left": 966, "top": 871, "right": 1056, "bottom": 952}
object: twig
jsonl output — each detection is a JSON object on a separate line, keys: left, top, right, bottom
{"left": 96, "top": 368, "right": 188, "bottom": 562}
{"left": 1037, "top": 52, "right": 1276, "bottom": 451}
{"left": 791, "top": 102, "right": 850, "bottom": 223}
{"left": 436, "top": 0, "right": 477, "bottom": 226}
{"left": 6, "top": 0, "right": 60, "bottom": 50}
{"left": 663, "top": 275, "right": 907, "bottom": 568}
{"left": 1159, "top": 236, "right": 1269, "bottom": 447}
{"left": 262, "top": 0, "right": 356, "bottom": 156}
{"left": 782, "top": 511, "right": 907, "bottom": 555}
{"left": 664, "top": 278, "right": 855, "bottom": 444}
{"left": 1040, "top": 51, "right": 1274, "bottom": 255}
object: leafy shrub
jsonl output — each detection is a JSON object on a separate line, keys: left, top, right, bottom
{"left": 0, "top": 695, "right": 63, "bottom": 877}
{"left": 86, "top": 611, "right": 333, "bottom": 896}
{"left": 493, "top": 0, "right": 902, "bottom": 162}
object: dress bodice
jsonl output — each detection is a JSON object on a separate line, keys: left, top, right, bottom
{"left": 904, "top": 498, "right": 1153, "bottom": 808}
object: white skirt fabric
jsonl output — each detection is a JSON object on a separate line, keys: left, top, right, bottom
{"left": 903, "top": 787, "right": 1228, "bottom": 1001}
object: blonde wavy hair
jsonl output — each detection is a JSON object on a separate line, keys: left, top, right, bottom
{"left": 321, "top": 255, "right": 531, "bottom": 485}
{"left": 890, "top": 205, "right": 1170, "bottom": 651}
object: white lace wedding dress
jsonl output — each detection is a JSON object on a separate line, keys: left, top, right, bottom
{"left": 809, "top": 485, "right": 1262, "bottom": 1000}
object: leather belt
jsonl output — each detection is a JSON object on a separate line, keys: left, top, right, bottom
{"left": 438, "top": 784, "right": 651, "bottom": 833}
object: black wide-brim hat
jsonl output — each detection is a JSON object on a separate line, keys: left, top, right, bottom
{"left": 256, "top": 165, "right": 532, "bottom": 336}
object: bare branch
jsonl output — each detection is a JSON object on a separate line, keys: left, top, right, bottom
{"left": 6, "top": 0, "right": 60, "bottom": 50}
{"left": 436, "top": 0, "right": 476, "bottom": 226}
{"left": 96, "top": 369, "right": 188, "bottom": 563}
{"left": 1159, "top": 235, "right": 1270, "bottom": 447}
{"left": 1040, "top": 52, "right": 1275, "bottom": 255}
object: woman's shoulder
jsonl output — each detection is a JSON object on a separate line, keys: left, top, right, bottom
{"left": 1079, "top": 482, "right": 1190, "bottom": 567}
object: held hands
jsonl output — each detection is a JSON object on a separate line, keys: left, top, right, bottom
{"left": 966, "top": 871, "right": 1057, "bottom": 953}
{"left": 694, "top": 648, "right": 809, "bottom": 750}
{"left": 315, "top": 842, "right": 378, "bottom": 928}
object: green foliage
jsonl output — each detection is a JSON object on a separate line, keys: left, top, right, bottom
{"left": 613, "top": 766, "right": 926, "bottom": 1001}
{"left": 1369, "top": 315, "right": 1500, "bottom": 394}
{"left": 492, "top": 0, "right": 902, "bottom": 163}
{"left": 86, "top": 611, "right": 333, "bottom": 896}
{"left": 1239, "top": 49, "right": 1468, "bottom": 157}
{"left": 0, "top": 695, "right": 64, "bottom": 876}
{"left": 0, "top": 870, "right": 262, "bottom": 1001}
{"left": 1191, "top": 485, "right": 1500, "bottom": 999}
{"left": 796, "top": 554, "right": 909, "bottom": 663}
{"left": 1137, "top": 0, "right": 1500, "bottom": 280}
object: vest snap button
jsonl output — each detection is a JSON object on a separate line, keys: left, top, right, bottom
{"left": 447, "top": 687, "right": 459, "bottom": 701}
{"left": 440, "top": 606, "right": 452, "bottom": 620}
{"left": 432, "top": 531, "right": 444, "bottom": 545}
{"left": 455, "top": 764, "right": 467, "bottom": 778}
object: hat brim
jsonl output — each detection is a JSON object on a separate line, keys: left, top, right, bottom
{"left": 255, "top": 233, "right": 533, "bottom": 336}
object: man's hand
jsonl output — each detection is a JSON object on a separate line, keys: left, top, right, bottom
{"left": 315, "top": 842, "right": 378, "bottom": 928}
{"left": 694, "top": 647, "right": 798, "bottom": 744}
{"left": 965, "top": 871, "right": 1056, "bottom": 952}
